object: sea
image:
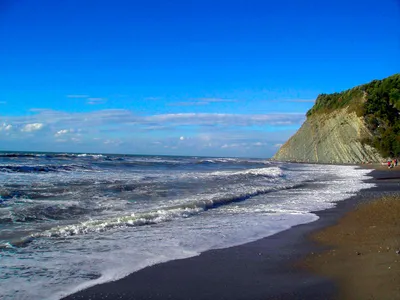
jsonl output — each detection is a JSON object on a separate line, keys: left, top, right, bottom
{"left": 0, "top": 152, "right": 375, "bottom": 300}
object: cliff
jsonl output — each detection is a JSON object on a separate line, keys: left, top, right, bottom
{"left": 273, "top": 74, "right": 400, "bottom": 163}
{"left": 272, "top": 109, "right": 383, "bottom": 163}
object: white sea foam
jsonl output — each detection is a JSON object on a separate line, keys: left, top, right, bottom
{"left": 32, "top": 181, "right": 289, "bottom": 238}
{"left": 0, "top": 161, "right": 375, "bottom": 300}
{"left": 210, "top": 166, "right": 283, "bottom": 178}
{"left": 76, "top": 154, "right": 105, "bottom": 159}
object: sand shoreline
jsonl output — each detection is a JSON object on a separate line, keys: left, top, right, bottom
{"left": 301, "top": 196, "right": 400, "bottom": 300}
{"left": 63, "top": 167, "right": 400, "bottom": 300}
{"left": 300, "top": 168, "right": 400, "bottom": 300}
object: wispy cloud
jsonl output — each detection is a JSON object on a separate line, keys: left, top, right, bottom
{"left": 0, "top": 109, "right": 300, "bottom": 156}
{"left": 104, "top": 139, "right": 122, "bottom": 146}
{"left": 0, "top": 101, "right": 6, "bottom": 104}
{"left": 21, "top": 123, "right": 44, "bottom": 132}
{"left": 252, "top": 142, "right": 267, "bottom": 147}
{"left": 145, "top": 113, "right": 305, "bottom": 126}
{"left": 67, "top": 94, "right": 107, "bottom": 105}
{"left": 87, "top": 97, "right": 107, "bottom": 105}
{"left": 220, "top": 141, "right": 268, "bottom": 149}
{"left": 221, "top": 143, "right": 245, "bottom": 149}
{"left": 0, "top": 123, "right": 12, "bottom": 131}
{"left": 54, "top": 129, "right": 69, "bottom": 137}
{"left": 1, "top": 110, "right": 305, "bottom": 130}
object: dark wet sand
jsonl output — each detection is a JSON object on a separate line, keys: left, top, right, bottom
{"left": 63, "top": 168, "right": 400, "bottom": 300}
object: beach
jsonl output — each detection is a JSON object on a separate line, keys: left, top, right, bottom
{"left": 301, "top": 165, "right": 400, "bottom": 300}
{"left": 63, "top": 166, "right": 400, "bottom": 300}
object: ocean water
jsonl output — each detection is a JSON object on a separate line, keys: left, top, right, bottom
{"left": 0, "top": 152, "right": 374, "bottom": 299}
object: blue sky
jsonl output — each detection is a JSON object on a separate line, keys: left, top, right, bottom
{"left": 0, "top": 0, "right": 399, "bottom": 157}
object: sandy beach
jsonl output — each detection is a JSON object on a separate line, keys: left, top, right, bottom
{"left": 301, "top": 195, "right": 400, "bottom": 300}
{"left": 301, "top": 165, "right": 400, "bottom": 300}
{"left": 63, "top": 167, "right": 400, "bottom": 300}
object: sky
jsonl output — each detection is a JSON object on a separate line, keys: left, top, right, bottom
{"left": 0, "top": 0, "right": 399, "bottom": 158}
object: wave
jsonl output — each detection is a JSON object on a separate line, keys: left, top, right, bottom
{"left": 0, "top": 164, "right": 93, "bottom": 173}
{"left": 208, "top": 167, "right": 282, "bottom": 178}
{"left": 0, "top": 152, "right": 112, "bottom": 160}
{"left": 0, "top": 153, "right": 269, "bottom": 168}
{"left": 196, "top": 158, "right": 269, "bottom": 165}
{"left": 0, "top": 153, "right": 45, "bottom": 158}
{"left": 0, "top": 198, "right": 93, "bottom": 225}
{"left": 196, "top": 158, "right": 239, "bottom": 164}
{"left": 31, "top": 182, "right": 298, "bottom": 240}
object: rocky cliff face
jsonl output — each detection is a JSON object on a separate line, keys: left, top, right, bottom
{"left": 272, "top": 109, "right": 383, "bottom": 163}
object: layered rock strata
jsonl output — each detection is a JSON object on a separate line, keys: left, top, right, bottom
{"left": 273, "top": 109, "right": 383, "bottom": 164}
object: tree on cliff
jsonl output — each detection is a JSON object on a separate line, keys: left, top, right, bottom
{"left": 306, "top": 74, "right": 400, "bottom": 158}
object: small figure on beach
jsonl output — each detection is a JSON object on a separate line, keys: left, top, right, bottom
{"left": 387, "top": 160, "right": 392, "bottom": 169}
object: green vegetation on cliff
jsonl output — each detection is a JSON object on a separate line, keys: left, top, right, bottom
{"left": 306, "top": 74, "right": 400, "bottom": 157}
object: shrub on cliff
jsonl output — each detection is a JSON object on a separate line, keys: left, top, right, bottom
{"left": 306, "top": 74, "right": 400, "bottom": 157}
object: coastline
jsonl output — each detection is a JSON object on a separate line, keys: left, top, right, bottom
{"left": 63, "top": 167, "right": 400, "bottom": 300}
{"left": 300, "top": 167, "right": 400, "bottom": 300}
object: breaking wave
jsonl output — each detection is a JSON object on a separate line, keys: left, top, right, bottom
{"left": 209, "top": 167, "right": 282, "bottom": 178}
{"left": 32, "top": 183, "right": 298, "bottom": 239}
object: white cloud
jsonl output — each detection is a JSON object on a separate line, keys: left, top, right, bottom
{"left": 221, "top": 143, "right": 245, "bottom": 149}
{"left": 66, "top": 95, "right": 107, "bottom": 105}
{"left": 54, "top": 129, "right": 69, "bottom": 137}
{"left": 1, "top": 109, "right": 304, "bottom": 130}
{"left": 0, "top": 109, "right": 301, "bottom": 156}
{"left": 253, "top": 142, "right": 266, "bottom": 147}
{"left": 145, "top": 113, "right": 305, "bottom": 126}
{"left": 21, "top": 123, "right": 43, "bottom": 132}
{"left": 0, "top": 123, "right": 12, "bottom": 131}
{"left": 274, "top": 143, "right": 283, "bottom": 148}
